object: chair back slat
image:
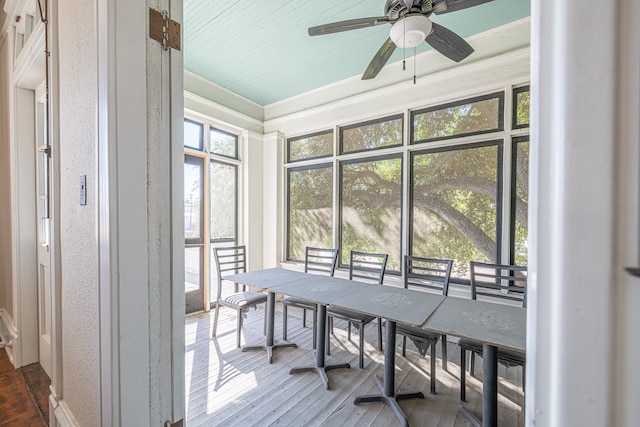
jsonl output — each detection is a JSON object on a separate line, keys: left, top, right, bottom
{"left": 470, "top": 261, "right": 527, "bottom": 307}
{"left": 404, "top": 256, "right": 453, "bottom": 296}
{"left": 349, "top": 251, "right": 388, "bottom": 284}
{"left": 213, "top": 245, "right": 247, "bottom": 296}
{"left": 305, "top": 247, "right": 339, "bottom": 276}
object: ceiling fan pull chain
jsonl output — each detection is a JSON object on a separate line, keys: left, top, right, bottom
{"left": 403, "top": 18, "right": 407, "bottom": 71}
{"left": 413, "top": 47, "right": 417, "bottom": 84}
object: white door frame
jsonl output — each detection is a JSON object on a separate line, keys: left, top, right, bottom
{"left": 34, "top": 80, "right": 52, "bottom": 379}
{"left": 95, "top": 0, "right": 185, "bottom": 425}
{"left": 46, "top": 0, "right": 64, "bottom": 422}
{"left": 529, "top": 0, "right": 640, "bottom": 425}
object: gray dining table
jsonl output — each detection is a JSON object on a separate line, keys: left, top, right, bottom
{"left": 328, "top": 283, "right": 446, "bottom": 427}
{"left": 423, "top": 296, "right": 526, "bottom": 427}
{"left": 273, "top": 274, "right": 370, "bottom": 389}
{"left": 224, "top": 268, "right": 309, "bottom": 363}
{"left": 223, "top": 268, "right": 525, "bottom": 427}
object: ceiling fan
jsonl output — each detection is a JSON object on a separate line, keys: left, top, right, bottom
{"left": 308, "top": 0, "right": 493, "bottom": 80}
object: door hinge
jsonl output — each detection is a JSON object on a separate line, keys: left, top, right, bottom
{"left": 38, "top": 144, "right": 51, "bottom": 157}
{"left": 164, "top": 420, "right": 183, "bottom": 427}
{"left": 626, "top": 267, "right": 640, "bottom": 277}
{"left": 149, "top": 8, "right": 181, "bottom": 51}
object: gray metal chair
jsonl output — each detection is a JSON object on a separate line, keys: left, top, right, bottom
{"left": 326, "top": 251, "right": 387, "bottom": 369}
{"left": 211, "top": 245, "right": 267, "bottom": 348}
{"left": 395, "top": 255, "right": 453, "bottom": 394}
{"left": 458, "top": 261, "right": 527, "bottom": 401}
{"left": 281, "top": 247, "right": 339, "bottom": 348}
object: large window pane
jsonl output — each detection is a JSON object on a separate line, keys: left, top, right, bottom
{"left": 411, "top": 143, "right": 501, "bottom": 279}
{"left": 185, "top": 246, "right": 202, "bottom": 293}
{"left": 412, "top": 93, "right": 503, "bottom": 143}
{"left": 513, "top": 87, "right": 530, "bottom": 128}
{"left": 287, "top": 164, "right": 333, "bottom": 261}
{"left": 210, "top": 127, "right": 237, "bottom": 158}
{"left": 210, "top": 160, "right": 237, "bottom": 241}
{"left": 288, "top": 130, "right": 333, "bottom": 162}
{"left": 184, "top": 119, "right": 203, "bottom": 150}
{"left": 511, "top": 138, "right": 529, "bottom": 266}
{"left": 341, "top": 156, "right": 402, "bottom": 271}
{"left": 340, "top": 115, "right": 403, "bottom": 154}
{"left": 184, "top": 155, "right": 203, "bottom": 241}
{"left": 184, "top": 154, "right": 204, "bottom": 313}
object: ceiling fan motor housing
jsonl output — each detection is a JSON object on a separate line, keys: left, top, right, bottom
{"left": 385, "top": 0, "right": 434, "bottom": 19}
{"left": 389, "top": 14, "right": 433, "bottom": 48}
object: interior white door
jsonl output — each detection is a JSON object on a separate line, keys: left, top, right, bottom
{"left": 35, "top": 85, "right": 52, "bottom": 378}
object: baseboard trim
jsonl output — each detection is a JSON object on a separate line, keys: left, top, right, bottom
{"left": 0, "top": 309, "right": 18, "bottom": 364}
{"left": 51, "top": 397, "right": 80, "bottom": 427}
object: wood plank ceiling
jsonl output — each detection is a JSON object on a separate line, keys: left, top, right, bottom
{"left": 183, "top": 0, "right": 531, "bottom": 106}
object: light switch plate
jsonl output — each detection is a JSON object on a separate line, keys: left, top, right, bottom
{"left": 80, "top": 175, "right": 87, "bottom": 205}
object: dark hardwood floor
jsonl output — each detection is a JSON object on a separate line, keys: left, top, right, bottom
{"left": 0, "top": 350, "right": 48, "bottom": 426}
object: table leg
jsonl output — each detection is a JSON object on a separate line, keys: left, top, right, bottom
{"left": 353, "top": 320, "right": 424, "bottom": 427}
{"left": 289, "top": 304, "right": 350, "bottom": 389}
{"left": 457, "top": 343, "right": 498, "bottom": 427}
{"left": 242, "top": 291, "right": 297, "bottom": 363}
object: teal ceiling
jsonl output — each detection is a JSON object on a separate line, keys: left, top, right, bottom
{"left": 183, "top": 0, "right": 530, "bottom": 106}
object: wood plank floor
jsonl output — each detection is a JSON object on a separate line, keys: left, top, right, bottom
{"left": 185, "top": 304, "right": 525, "bottom": 427}
{"left": 0, "top": 350, "right": 48, "bottom": 427}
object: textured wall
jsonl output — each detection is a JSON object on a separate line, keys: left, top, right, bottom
{"left": 58, "top": 0, "right": 100, "bottom": 425}
{"left": 0, "top": 30, "right": 14, "bottom": 321}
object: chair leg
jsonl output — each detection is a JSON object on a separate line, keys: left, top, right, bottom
{"left": 282, "top": 304, "right": 288, "bottom": 341}
{"left": 326, "top": 315, "right": 331, "bottom": 356}
{"left": 430, "top": 341, "right": 437, "bottom": 395}
{"left": 303, "top": 309, "right": 307, "bottom": 328}
{"left": 377, "top": 318, "right": 383, "bottom": 351}
{"left": 312, "top": 309, "right": 317, "bottom": 350}
{"left": 236, "top": 308, "right": 243, "bottom": 348}
{"left": 470, "top": 351, "right": 476, "bottom": 377}
{"left": 347, "top": 321, "right": 352, "bottom": 341}
{"left": 460, "top": 347, "right": 467, "bottom": 401}
{"left": 441, "top": 335, "right": 448, "bottom": 371}
{"left": 212, "top": 301, "right": 220, "bottom": 337}
{"left": 358, "top": 322, "right": 365, "bottom": 369}
{"left": 263, "top": 305, "right": 267, "bottom": 336}
{"left": 402, "top": 335, "right": 407, "bottom": 357}
{"left": 522, "top": 365, "right": 526, "bottom": 390}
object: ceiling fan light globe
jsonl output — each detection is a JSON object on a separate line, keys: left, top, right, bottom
{"left": 390, "top": 15, "right": 432, "bottom": 49}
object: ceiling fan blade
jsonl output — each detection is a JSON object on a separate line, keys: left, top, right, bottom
{"left": 425, "top": 22, "right": 474, "bottom": 62}
{"left": 433, "top": 0, "right": 494, "bottom": 15}
{"left": 362, "top": 37, "right": 397, "bottom": 80}
{"left": 309, "top": 16, "right": 390, "bottom": 36}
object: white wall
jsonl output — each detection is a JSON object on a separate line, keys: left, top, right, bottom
{"left": 184, "top": 70, "right": 264, "bottom": 129}
{"left": 242, "top": 130, "right": 265, "bottom": 269}
{"left": 262, "top": 131, "right": 284, "bottom": 268}
{"left": 58, "top": 0, "right": 100, "bottom": 424}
